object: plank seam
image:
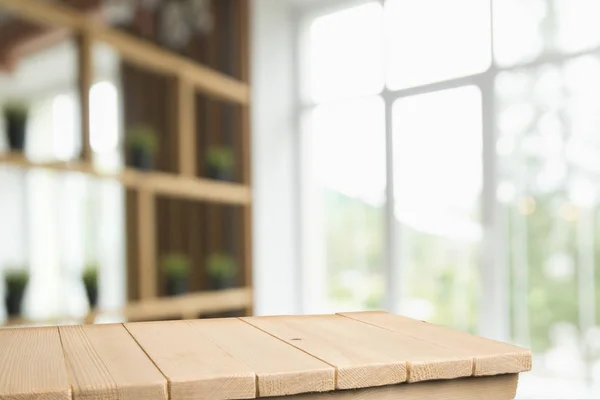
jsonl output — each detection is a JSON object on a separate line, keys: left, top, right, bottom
{"left": 338, "top": 313, "right": 478, "bottom": 377}
{"left": 56, "top": 326, "right": 75, "bottom": 400}
{"left": 237, "top": 318, "right": 340, "bottom": 390}
{"left": 121, "top": 323, "right": 171, "bottom": 400}
{"left": 77, "top": 326, "right": 122, "bottom": 396}
{"left": 336, "top": 313, "right": 477, "bottom": 380}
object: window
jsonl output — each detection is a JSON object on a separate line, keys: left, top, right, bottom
{"left": 299, "top": 0, "right": 600, "bottom": 397}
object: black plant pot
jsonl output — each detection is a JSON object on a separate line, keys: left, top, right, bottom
{"left": 166, "top": 276, "right": 188, "bottom": 296}
{"left": 208, "top": 276, "right": 235, "bottom": 291}
{"left": 131, "top": 148, "right": 154, "bottom": 171}
{"left": 206, "top": 167, "right": 234, "bottom": 182}
{"left": 5, "top": 286, "right": 26, "bottom": 316}
{"left": 6, "top": 119, "right": 26, "bottom": 151}
{"left": 85, "top": 284, "right": 98, "bottom": 308}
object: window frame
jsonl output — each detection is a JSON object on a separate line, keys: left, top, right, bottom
{"left": 294, "top": 0, "right": 600, "bottom": 343}
{"left": 295, "top": 0, "right": 505, "bottom": 335}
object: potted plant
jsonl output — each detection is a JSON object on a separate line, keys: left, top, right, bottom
{"left": 127, "top": 124, "right": 158, "bottom": 171}
{"left": 207, "top": 252, "right": 237, "bottom": 290}
{"left": 82, "top": 264, "right": 98, "bottom": 308}
{"left": 3, "top": 102, "right": 28, "bottom": 151}
{"left": 162, "top": 253, "right": 190, "bottom": 296}
{"left": 205, "top": 146, "right": 235, "bottom": 181}
{"left": 4, "top": 269, "right": 28, "bottom": 316}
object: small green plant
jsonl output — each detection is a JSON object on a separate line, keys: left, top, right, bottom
{"left": 82, "top": 264, "right": 98, "bottom": 288}
{"left": 207, "top": 252, "right": 236, "bottom": 281}
{"left": 127, "top": 124, "right": 158, "bottom": 154}
{"left": 162, "top": 253, "right": 190, "bottom": 279}
{"left": 3, "top": 102, "right": 28, "bottom": 123}
{"left": 4, "top": 269, "right": 28, "bottom": 290}
{"left": 206, "top": 146, "right": 234, "bottom": 173}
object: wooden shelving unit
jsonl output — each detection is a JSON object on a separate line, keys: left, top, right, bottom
{"left": 0, "top": 0, "right": 253, "bottom": 321}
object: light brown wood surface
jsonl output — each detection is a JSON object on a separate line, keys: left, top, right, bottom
{"left": 0, "top": 312, "right": 530, "bottom": 400}
{"left": 188, "top": 318, "right": 335, "bottom": 397}
{"left": 242, "top": 315, "right": 473, "bottom": 389}
{"left": 59, "top": 324, "right": 167, "bottom": 400}
{"left": 340, "top": 311, "right": 532, "bottom": 376}
{"left": 270, "top": 374, "right": 518, "bottom": 400}
{"left": 0, "top": 327, "right": 71, "bottom": 399}
{"left": 124, "top": 320, "right": 256, "bottom": 400}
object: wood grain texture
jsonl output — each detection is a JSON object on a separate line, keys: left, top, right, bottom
{"left": 188, "top": 318, "right": 335, "bottom": 397}
{"left": 0, "top": 327, "right": 71, "bottom": 400}
{"left": 125, "top": 320, "right": 256, "bottom": 400}
{"left": 269, "top": 374, "right": 518, "bottom": 400}
{"left": 59, "top": 324, "right": 167, "bottom": 400}
{"left": 340, "top": 311, "right": 532, "bottom": 377}
{"left": 242, "top": 315, "right": 473, "bottom": 389}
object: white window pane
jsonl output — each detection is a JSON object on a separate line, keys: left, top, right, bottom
{"left": 556, "top": 0, "right": 600, "bottom": 54}
{"left": 309, "top": 3, "right": 383, "bottom": 103}
{"left": 393, "top": 86, "right": 482, "bottom": 331}
{"left": 493, "top": 0, "right": 547, "bottom": 67}
{"left": 304, "top": 96, "right": 386, "bottom": 312}
{"left": 385, "top": 0, "right": 491, "bottom": 90}
{"left": 312, "top": 97, "right": 386, "bottom": 200}
{"left": 90, "top": 82, "right": 119, "bottom": 153}
{"left": 52, "top": 94, "right": 77, "bottom": 161}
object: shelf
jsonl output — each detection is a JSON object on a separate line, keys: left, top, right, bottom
{"left": 87, "top": 287, "right": 253, "bottom": 323}
{"left": 0, "top": 0, "right": 250, "bottom": 104}
{"left": 3, "top": 287, "right": 253, "bottom": 327}
{"left": 0, "top": 152, "right": 252, "bottom": 205}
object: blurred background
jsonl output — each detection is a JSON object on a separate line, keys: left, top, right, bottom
{"left": 0, "top": 0, "right": 599, "bottom": 398}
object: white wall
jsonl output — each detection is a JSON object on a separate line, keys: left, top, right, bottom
{"left": 251, "top": 0, "right": 300, "bottom": 315}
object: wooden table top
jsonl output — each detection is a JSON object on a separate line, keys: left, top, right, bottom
{"left": 0, "top": 311, "right": 531, "bottom": 400}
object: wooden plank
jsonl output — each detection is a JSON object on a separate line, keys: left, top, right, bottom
{"left": 59, "top": 324, "right": 167, "bottom": 400}
{"left": 340, "top": 311, "right": 532, "bottom": 377}
{"left": 242, "top": 315, "right": 473, "bottom": 389}
{"left": 269, "top": 374, "right": 518, "bottom": 400}
{"left": 188, "top": 318, "right": 335, "bottom": 397}
{"left": 0, "top": 327, "right": 71, "bottom": 399}
{"left": 125, "top": 320, "right": 256, "bottom": 400}
{"left": 77, "top": 29, "right": 93, "bottom": 162}
{"left": 175, "top": 77, "right": 196, "bottom": 176}
{"left": 137, "top": 189, "right": 157, "bottom": 299}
